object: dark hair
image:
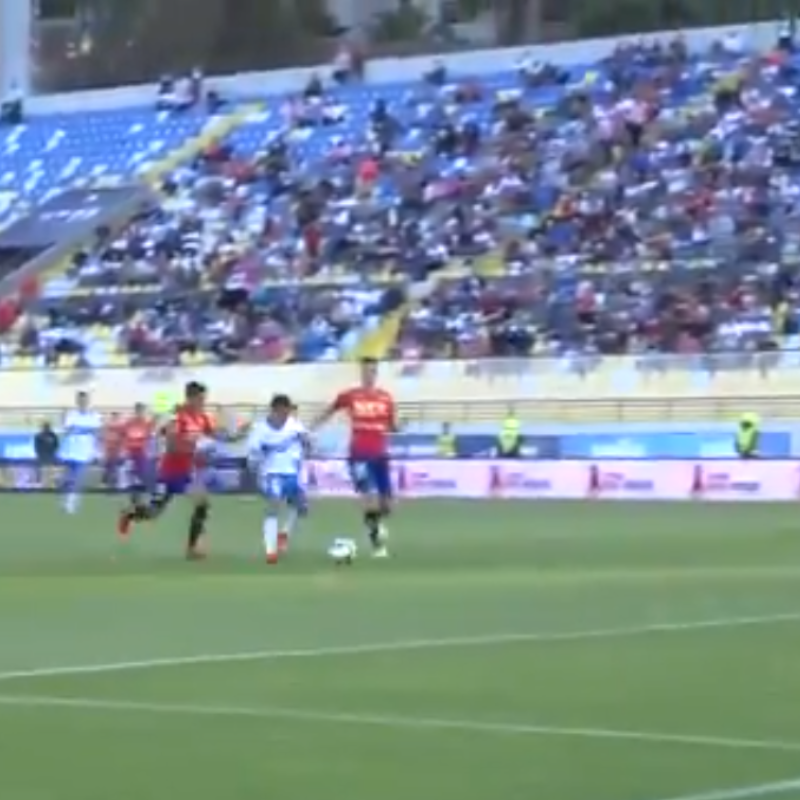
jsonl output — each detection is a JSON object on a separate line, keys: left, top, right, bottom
{"left": 360, "top": 357, "right": 378, "bottom": 366}
{"left": 270, "top": 393, "right": 292, "bottom": 410}
{"left": 185, "top": 381, "right": 206, "bottom": 398}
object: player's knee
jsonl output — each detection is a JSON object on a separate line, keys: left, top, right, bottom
{"left": 362, "top": 494, "right": 381, "bottom": 511}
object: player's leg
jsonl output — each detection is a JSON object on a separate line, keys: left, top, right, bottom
{"left": 117, "top": 466, "right": 173, "bottom": 537}
{"left": 279, "top": 475, "right": 305, "bottom": 552}
{"left": 371, "top": 458, "right": 392, "bottom": 558}
{"left": 261, "top": 474, "right": 283, "bottom": 563}
{"left": 124, "top": 455, "right": 146, "bottom": 504}
{"left": 186, "top": 474, "right": 211, "bottom": 559}
{"left": 62, "top": 461, "right": 84, "bottom": 514}
{"left": 350, "top": 459, "right": 384, "bottom": 553}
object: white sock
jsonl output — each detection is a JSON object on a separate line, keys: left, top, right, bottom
{"left": 64, "top": 492, "right": 79, "bottom": 514}
{"left": 283, "top": 507, "right": 299, "bottom": 537}
{"left": 263, "top": 515, "right": 278, "bottom": 555}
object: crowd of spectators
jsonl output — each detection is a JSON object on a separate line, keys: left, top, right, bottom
{"left": 6, "top": 29, "right": 800, "bottom": 367}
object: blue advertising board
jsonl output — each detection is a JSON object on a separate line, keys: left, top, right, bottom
{"left": 0, "top": 433, "right": 563, "bottom": 460}
{"left": 1, "top": 431, "right": 791, "bottom": 461}
{"left": 0, "top": 457, "right": 250, "bottom": 493}
{"left": 557, "top": 431, "right": 792, "bottom": 459}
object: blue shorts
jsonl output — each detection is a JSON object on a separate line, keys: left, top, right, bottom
{"left": 126, "top": 454, "right": 153, "bottom": 491}
{"left": 157, "top": 469, "right": 214, "bottom": 498}
{"left": 62, "top": 460, "right": 93, "bottom": 488}
{"left": 290, "top": 482, "right": 308, "bottom": 513}
{"left": 348, "top": 457, "right": 392, "bottom": 498}
{"left": 260, "top": 473, "right": 301, "bottom": 504}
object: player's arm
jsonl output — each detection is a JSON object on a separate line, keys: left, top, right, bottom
{"left": 310, "top": 390, "right": 348, "bottom": 430}
{"left": 211, "top": 415, "right": 251, "bottom": 442}
{"left": 387, "top": 396, "right": 401, "bottom": 433}
{"left": 161, "top": 417, "right": 180, "bottom": 449}
{"left": 90, "top": 416, "right": 103, "bottom": 459}
{"left": 246, "top": 426, "right": 264, "bottom": 472}
{"left": 296, "top": 422, "right": 314, "bottom": 458}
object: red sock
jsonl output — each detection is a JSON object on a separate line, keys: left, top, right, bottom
{"left": 117, "top": 511, "right": 132, "bottom": 538}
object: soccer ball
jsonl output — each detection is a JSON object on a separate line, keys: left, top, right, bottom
{"left": 328, "top": 538, "right": 357, "bottom": 565}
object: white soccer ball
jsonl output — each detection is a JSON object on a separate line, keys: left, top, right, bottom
{"left": 328, "top": 538, "right": 357, "bottom": 565}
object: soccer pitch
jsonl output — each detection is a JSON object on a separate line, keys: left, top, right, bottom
{"left": 1, "top": 496, "right": 800, "bottom": 800}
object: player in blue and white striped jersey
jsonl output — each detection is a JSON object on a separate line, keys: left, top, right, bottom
{"left": 248, "top": 395, "right": 310, "bottom": 563}
{"left": 61, "top": 391, "right": 102, "bottom": 514}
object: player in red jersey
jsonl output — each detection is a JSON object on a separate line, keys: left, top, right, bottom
{"left": 118, "top": 382, "right": 246, "bottom": 559}
{"left": 312, "top": 358, "right": 397, "bottom": 557}
{"left": 122, "top": 402, "right": 156, "bottom": 501}
{"left": 102, "top": 413, "right": 125, "bottom": 488}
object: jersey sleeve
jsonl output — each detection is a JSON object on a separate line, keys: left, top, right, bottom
{"left": 161, "top": 413, "right": 179, "bottom": 438}
{"left": 332, "top": 389, "right": 350, "bottom": 412}
{"left": 246, "top": 423, "right": 264, "bottom": 455}
{"left": 386, "top": 395, "right": 397, "bottom": 430}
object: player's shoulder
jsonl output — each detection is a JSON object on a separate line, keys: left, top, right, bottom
{"left": 336, "top": 386, "right": 355, "bottom": 401}
{"left": 364, "top": 386, "right": 393, "bottom": 404}
{"left": 201, "top": 411, "right": 216, "bottom": 432}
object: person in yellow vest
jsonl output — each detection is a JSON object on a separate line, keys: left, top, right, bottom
{"left": 496, "top": 410, "right": 522, "bottom": 458}
{"left": 735, "top": 414, "right": 760, "bottom": 459}
{"left": 437, "top": 423, "right": 457, "bottom": 458}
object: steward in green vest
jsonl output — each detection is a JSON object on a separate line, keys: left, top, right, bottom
{"left": 437, "top": 423, "right": 457, "bottom": 458}
{"left": 496, "top": 414, "right": 522, "bottom": 458}
{"left": 735, "top": 414, "right": 760, "bottom": 459}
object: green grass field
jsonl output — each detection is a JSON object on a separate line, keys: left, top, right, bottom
{"left": 1, "top": 496, "right": 800, "bottom": 800}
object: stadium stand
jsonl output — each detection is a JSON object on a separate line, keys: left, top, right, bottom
{"left": 3, "top": 28, "right": 800, "bottom": 380}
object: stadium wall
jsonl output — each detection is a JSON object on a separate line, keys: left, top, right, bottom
{"left": 27, "top": 20, "right": 782, "bottom": 114}
{"left": 2, "top": 359, "right": 800, "bottom": 407}
{"left": 0, "top": 359, "right": 799, "bottom": 455}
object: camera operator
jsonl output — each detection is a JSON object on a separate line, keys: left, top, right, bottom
{"left": 34, "top": 421, "right": 60, "bottom": 487}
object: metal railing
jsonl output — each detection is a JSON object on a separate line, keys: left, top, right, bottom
{"left": 0, "top": 394, "right": 797, "bottom": 429}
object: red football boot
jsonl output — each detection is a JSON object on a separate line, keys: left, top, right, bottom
{"left": 117, "top": 511, "right": 132, "bottom": 539}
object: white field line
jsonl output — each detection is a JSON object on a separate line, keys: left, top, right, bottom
{"left": 643, "top": 777, "right": 800, "bottom": 800}
{"left": 0, "top": 611, "right": 799, "bottom": 683}
{"left": 0, "top": 693, "right": 799, "bottom": 757}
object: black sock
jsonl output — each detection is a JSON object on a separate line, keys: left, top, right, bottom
{"left": 188, "top": 504, "right": 209, "bottom": 549}
{"left": 364, "top": 510, "right": 381, "bottom": 547}
{"left": 130, "top": 493, "right": 169, "bottom": 521}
